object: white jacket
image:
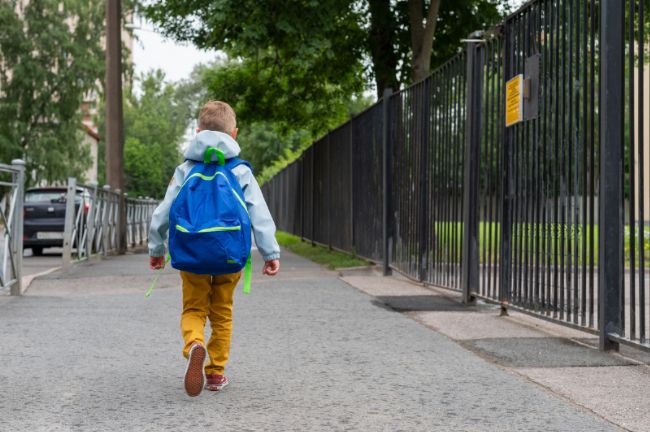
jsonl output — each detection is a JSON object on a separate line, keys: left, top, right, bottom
{"left": 148, "top": 130, "right": 281, "bottom": 262}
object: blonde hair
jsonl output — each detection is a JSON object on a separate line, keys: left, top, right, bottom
{"left": 198, "top": 100, "right": 237, "bottom": 133}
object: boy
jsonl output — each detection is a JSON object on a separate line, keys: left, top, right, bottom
{"left": 148, "top": 101, "right": 281, "bottom": 397}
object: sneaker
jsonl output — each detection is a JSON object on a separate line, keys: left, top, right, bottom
{"left": 184, "top": 343, "right": 206, "bottom": 397}
{"left": 205, "top": 374, "right": 229, "bottom": 391}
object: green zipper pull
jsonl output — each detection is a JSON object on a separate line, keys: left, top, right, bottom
{"left": 243, "top": 255, "right": 252, "bottom": 294}
{"left": 146, "top": 253, "right": 171, "bottom": 298}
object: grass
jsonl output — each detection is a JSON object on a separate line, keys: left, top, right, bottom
{"left": 426, "top": 221, "right": 650, "bottom": 267}
{"left": 276, "top": 231, "right": 371, "bottom": 270}
{"left": 277, "top": 222, "right": 650, "bottom": 269}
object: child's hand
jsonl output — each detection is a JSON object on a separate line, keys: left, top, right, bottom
{"left": 263, "top": 259, "right": 280, "bottom": 276}
{"left": 150, "top": 256, "right": 166, "bottom": 270}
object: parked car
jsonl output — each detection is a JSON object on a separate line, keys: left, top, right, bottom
{"left": 23, "top": 187, "right": 90, "bottom": 256}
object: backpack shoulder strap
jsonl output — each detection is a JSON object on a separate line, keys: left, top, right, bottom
{"left": 181, "top": 160, "right": 210, "bottom": 180}
{"left": 224, "top": 157, "right": 253, "bottom": 173}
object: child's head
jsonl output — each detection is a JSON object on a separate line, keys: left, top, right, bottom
{"left": 198, "top": 100, "right": 238, "bottom": 138}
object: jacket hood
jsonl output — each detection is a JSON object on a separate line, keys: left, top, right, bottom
{"left": 183, "top": 130, "right": 241, "bottom": 162}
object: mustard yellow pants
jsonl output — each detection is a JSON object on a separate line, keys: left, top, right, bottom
{"left": 180, "top": 271, "right": 241, "bottom": 375}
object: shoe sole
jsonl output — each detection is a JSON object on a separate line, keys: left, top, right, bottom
{"left": 184, "top": 344, "right": 206, "bottom": 397}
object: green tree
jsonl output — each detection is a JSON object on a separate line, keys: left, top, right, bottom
{"left": 143, "top": 0, "right": 508, "bottom": 176}
{"left": 0, "top": 0, "right": 105, "bottom": 184}
{"left": 120, "top": 70, "right": 197, "bottom": 198}
{"left": 145, "top": 1, "right": 366, "bottom": 136}
{"left": 237, "top": 123, "right": 310, "bottom": 175}
{"left": 369, "top": 0, "right": 507, "bottom": 93}
{"left": 173, "top": 61, "right": 368, "bottom": 176}
{"left": 144, "top": 0, "right": 508, "bottom": 99}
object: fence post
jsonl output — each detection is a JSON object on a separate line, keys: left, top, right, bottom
{"left": 115, "top": 189, "right": 123, "bottom": 253}
{"left": 499, "top": 24, "right": 514, "bottom": 315}
{"left": 62, "top": 177, "right": 76, "bottom": 270}
{"left": 86, "top": 181, "right": 97, "bottom": 258}
{"left": 103, "top": 185, "right": 111, "bottom": 255}
{"left": 462, "top": 35, "right": 484, "bottom": 305}
{"left": 599, "top": 0, "right": 624, "bottom": 352}
{"left": 299, "top": 157, "right": 304, "bottom": 240}
{"left": 418, "top": 80, "right": 431, "bottom": 282}
{"left": 311, "top": 147, "right": 315, "bottom": 246}
{"left": 327, "top": 134, "right": 332, "bottom": 250}
{"left": 382, "top": 88, "right": 393, "bottom": 276}
{"left": 138, "top": 199, "right": 144, "bottom": 245}
{"left": 417, "top": 82, "right": 429, "bottom": 281}
{"left": 350, "top": 123, "right": 355, "bottom": 253}
{"left": 10, "top": 159, "right": 25, "bottom": 296}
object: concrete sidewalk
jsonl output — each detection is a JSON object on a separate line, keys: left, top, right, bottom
{"left": 0, "top": 249, "right": 627, "bottom": 431}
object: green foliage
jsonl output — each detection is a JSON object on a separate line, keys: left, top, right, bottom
{"left": 257, "top": 146, "right": 305, "bottom": 186}
{"left": 144, "top": 0, "right": 508, "bottom": 96}
{"left": 275, "top": 231, "right": 370, "bottom": 269}
{"left": 428, "top": 0, "right": 508, "bottom": 70}
{"left": 237, "top": 123, "right": 310, "bottom": 177}
{"left": 144, "top": 0, "right": 366, "bottom": 137}
{"left": 143, "top": 0, "right": 508, "bottom": 178}
{"left": 0, "top": 0, "right": 104, "bottom": 184}
{"left": 121, "top": 70, "right": 197, "bottom": 198}
{"left": 201, "top": 59, "right": 361, "bottom": 137}
{"left": 191, "top": 60, "right": 373, "bottom": 177}
{"left": 370, "top": 0, "right": 510, "bottom": 88}
{"left": 253, "top": 94, "right": 374, "bottom": 184}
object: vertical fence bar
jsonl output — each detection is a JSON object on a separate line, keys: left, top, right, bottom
{"left": 419, "top": 80, "right": 431, "bottom": 282}
{"left": 629, "top": 0, "right": 647, "bottom": 343}
{"left": 299, "top": 157, "right": 304, "bottom": 240}
{"left": 311, "top": 144, "right": 316, "bottom": 246}
{"left": 62, "top": 177, "right": 76, "bottom": 270}
{"left": 599, "top": 0, "right": 623, "bottom": 351}
{"left": 382, "top": 88, "right": 393, "bottom": 276}
{"left": 462, "top": 36, "right": 484, "bottom": 304}
{"left": 499, "top": 22, "right": 514, "bottom": 314}
{"left": 10, "top": 159, "right": 25, "bottom": 296}
{"left": 102, "top": 185, "right": 111, "bottom": 255}
{"left": 350, "top": 123, "right": 355, "bottom": 253}
{"left": 115, "top": 189, "right": 123, "bottom": 253}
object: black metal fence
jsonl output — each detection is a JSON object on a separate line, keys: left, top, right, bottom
{"left": 495, "top": 0, "right": 602, "bottom": 329}
{"left": 262, "top": 0, "right": 645, "bottom": 352}
{"left": 622, "top": 0, "right": 650, "bottom": 348}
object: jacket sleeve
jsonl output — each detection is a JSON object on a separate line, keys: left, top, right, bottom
{"left": 148, "top": 163, "right": 189, "bottom": 257}
{"left": 232, "top": 165, "right": 281, "bottom": 261}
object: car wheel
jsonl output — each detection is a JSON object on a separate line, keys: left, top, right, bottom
{"left": 32, "top": 247, "right": 44, "bottom": 256}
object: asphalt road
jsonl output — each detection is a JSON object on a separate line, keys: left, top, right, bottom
{"left": 0, "top": 233, "right": 61, "bottom": 278}
{"left": 0, "top": 250, "right": 620, "bottom": 431}
{"left": 22, "top": 247, "right": 63, "bottom": 276}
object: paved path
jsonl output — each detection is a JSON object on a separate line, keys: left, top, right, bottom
{"left": 0, "top": 250, "right": 620, "bottom": 431}
{"left": 22, "top": 247, "right": 63, "bottom": 276}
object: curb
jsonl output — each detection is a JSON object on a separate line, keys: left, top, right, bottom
{"left": 21, "top": 266, "right": 62, "bottom": 294}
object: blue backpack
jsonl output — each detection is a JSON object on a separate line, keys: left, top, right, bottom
{"left": 169, "top": 148, "right": 253, "bottom": 292}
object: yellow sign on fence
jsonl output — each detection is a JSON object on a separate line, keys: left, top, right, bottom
{"left": 505, "top": 74, "right": 524, "bottom": 127}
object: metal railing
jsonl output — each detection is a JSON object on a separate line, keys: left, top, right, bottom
{"left": 61, "top": 177, "right": 157, "bottom": 269}
{"left": 263, "top": 0, "right": 649, "bottom": 352}
{"left": 125, "top": 194, "right": 156, "bottom": 249}
{"left": 620, "top": 0, "right": 650, "bottom": 350}
{"left": 0, "top": 160, "right": 25, "bottom": 295}
{"left": 470, "top": 0, "right": 603, "bottom": 332}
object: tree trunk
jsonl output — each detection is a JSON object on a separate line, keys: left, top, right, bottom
{"left": 368, "top": 0, "right": 400, "bottom": 98}
{"left": 408, "top": 0, "right": 441, "bottom": 83}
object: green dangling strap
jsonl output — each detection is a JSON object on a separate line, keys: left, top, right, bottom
{"left": 145, "top": 253, "right": 172, "bottom": 298}
{"left": 203, "top": 147, "right": 225, "bottom": 165}
{"left": 243, "top": 255, "right": 252, "bottom": 294}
